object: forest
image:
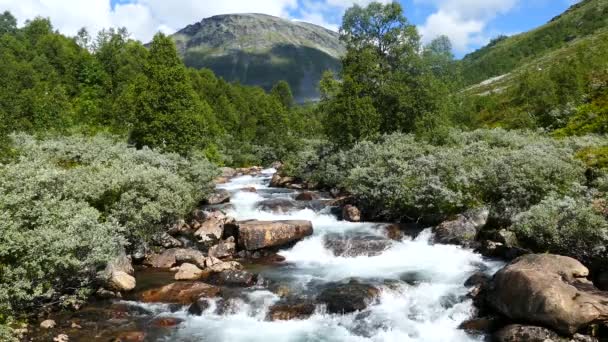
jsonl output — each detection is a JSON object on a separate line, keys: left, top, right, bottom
{"left": 2, "top": 1, "right": 608, "bottom": 339}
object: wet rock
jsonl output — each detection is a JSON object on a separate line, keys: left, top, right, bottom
{"left": 113, "top": 331, "right": 145, "bottom": 342}
{"left": 188, "top": 298, "right": 211, "bottom": 315}
{"left": 213, "top": 270, "right": 256, "bottom": 287}
{"left": 208, "top": 238, "right": 236, "bottom": 259}
{"left": 464, "top": 272, "right": 490, "bottom": 288}
{"left": 174, "top": 249, "right": 207, "bottom": 269}
{"left": 240, "top": 187, "right": 257, "bottom": 193}
{"left": 458, "top": 317, "right": 501, "bottom": 334}
{"left": 209, "top": 261, "right": 242, "bottom": 273}
{"left": 476, "top": 240, "right": 528, "bottom": 260}
{"left": 139, "top": 282, "right": 221, "bottom": 304}
{"left": 205, "top": 189, "right": 231, "bottom": 205}
{"left": 295, "top": 192, "right": 318, "bottom": 201}
{"left": 494, "top": 324, "right": 564, "bottom": 342}
{"left": 256, "top": 198, "right": 299, "bottom": 213}
{"left": 235, "top": 220, "right": 313, "bottom": 251}
{"left": 152, "top": 232, "right": 183, "bottom": 248}
{"left": 488, "top": 254, "right": 608, "bottom": 335}
{"left": 148, "top": 248, "right": 206, "bottom": 269}
{"left": 166, "top": 219, "right": 191, "bottom": 236}
{"left": 96, "top": 288, "right": 121, "bottom": 299}
{"left": 270, "top": 174, "right": 295, "bottom": 187}
{"left": 151, "top": 317, "right": 183, "bottom": 328}
{"left": 174, "top": 263, "right": 207, "bottom": 281}
{"left": 268, "top": 298, "right": 316, "bottom": 321}
{"left": 342, "top": 205, "right": 361, "bottom": 222}
{"left": 434, "top": 216, "right": 477, "bottom": 247}
{"left": 317, "top": 282, "right": 380, "bottom": 314}
{"left": 40, "top": 319, "right": 56, "bottom": 329}
{"left": 194, "top": 210, "right": 233, "bottom": 247}
{"left": 323, "top": 234, "right": 393, "bottom": 257}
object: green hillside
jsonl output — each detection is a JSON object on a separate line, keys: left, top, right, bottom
{"left": 461, "top": 0, "right": 608, "bottom": 86}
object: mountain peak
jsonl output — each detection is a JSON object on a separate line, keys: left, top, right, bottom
{"left": 171, "top": 13, "right": 345, "bottom": 101}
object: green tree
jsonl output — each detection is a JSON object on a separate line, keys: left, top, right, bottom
{"left": 271, "top": 80, "right": 294, "bottom": 109}
{"left": 129, "top": 33, "right": 218, "bottom": 155}
{"left": 0, "top": 11, "right": 17, "bottom": 36}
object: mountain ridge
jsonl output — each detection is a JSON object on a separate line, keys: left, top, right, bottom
{"left": 170, "top": 13, "right": 345, "bottom": 101}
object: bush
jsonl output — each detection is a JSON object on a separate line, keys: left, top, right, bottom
{"left": 0, "top": 134, "right": 217, "bottom": 326}
{"left": 286, "top": 129, "right": 598, "bottom": 223}
{"left": 512, "top": 196, "right": 608, "bottom": 266}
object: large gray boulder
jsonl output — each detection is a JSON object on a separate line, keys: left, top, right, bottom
{"left": 433, "top": 207, "right": 489, "bottom": 247}
{"left": 233, "top": 220, "right": 313, "bottom": 251}
{"left": 205, "top": 189, "right": 231, "bottom": 205}
{"left": 101, "top": 250, "right": 136, "bottom": 292}
{"left": 488, "top": 254, "right": 608, "bottom": 335}
{"left": 317, "top": 281, "right": 380, "bottom": 314}
{"left": 194, "top": 210, "right": 234, "bottom": 246}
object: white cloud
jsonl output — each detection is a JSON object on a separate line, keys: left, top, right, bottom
{"left": 416, "top": 0, "right": 519, "bottom": 53}
{"left": 0, "top": 0, "right": 397, "bottom": 41}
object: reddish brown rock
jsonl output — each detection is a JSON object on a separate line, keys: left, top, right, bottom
{"left": 342, "top": 205, "right": 361, "bottom": 222}
{"left": 139, "top": 282, "right": 220, "bottom": 304}
{"left": 113, "top": 331, "right": 145, "bottom": 342}
{"left": 151, "top": 317, "right": 183, "bottom": 328}
{"left": 268, "top": 299, "right": 316, "bottom": 321}
{"left": 235, "top": 220, "right": 313, "bottom": 251}
{"left": 295, "top": 192, "right": 318, "bottom": 201}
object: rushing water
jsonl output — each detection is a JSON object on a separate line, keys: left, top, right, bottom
{"left": 129, "top": 169, "right": 502, "bottom": 342}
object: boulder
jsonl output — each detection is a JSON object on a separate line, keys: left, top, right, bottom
{"left": 342, "top": 205, "right": 361, "bottom": 222}
{"left": 113, "top": 331, "right": 146, "bottom": 342}
{"left": 152, "top": 232, "right": 183, "bottom": 248}
{"left": 139, "top": 282, "right": 220, "bottom": 304}
{"left": 208, "top": 238, "right": 236, "bottom": 259}
{"left": 102, "top": 252, "right": 136, "bottom": 292}
{"left": 188, "top": 298, "right": 211, "bottom": 315}
{"left": 488, "top": 254, "right": 608, "bottom": 335}
{"left": 235, "top": 220, "right": 314, "bottom": 251}
{"left": 270, "top": 174, "right": 295, "bottom": 187}
{"left": 107, "top": 271, "right": 136, "bottom": 292}
{"left": 213, "top": 270, "right": 256, "bottom": 287}
{"left": 458, "top": 317, "right": 501, "bottom": 335}
{"left": 494, "top": 324, "right": 565, "bottom": 342}
{"left": 256, "top": 198, "right": 299, "bottom": 213}
{"left": 151, "top": 317, "right": 183, "bottom": 328}
{"left": 40, "top": 319, "right": 56, "bottom": 329}
{"left": 496, "top": 229, "right": 519, "bottom": 247}
{"left": 317, "top": 281, "right": 380, "bottom": 314}
{"left": 268, "top": 299, "right": 316, "bottom": 321}
{"left": 174, "top": 263, "right": 207, "bottom": 281}
{"left": 148, "top": 248, "right": 207, "bottom": 269}
{"left": 220, "top": 167, "right": 237, "bottom": 178}
{"left": 240, "top": 187, "right": 257, "bottom": 193}
{"left": 174, "top": 249, "right": 207, "bottom": 269}
{"left": 434, "top": 216, "right": 477, "bottom": 247}
{"left": 323, "top": 234, "right": 392, "bottom": 257}
{"left": 205, "top": 189, "right": 231, "bottom": 205}
{"left": 53, "top": 334, "right": 69, "bottom": 342}
{"left": 194, "top": 211, "right": 233, "bottom": 246}
{"left": 476, "top": 240, "right": 528, "bottom": 260}
{"left": 209, "top": 261, "right": 242, "bottom": 273}
{"left": 295, "top": 192, "right": 319, "bottom": 201}
{"left": 166, "top": 219, "right": 191, "bottom": 236}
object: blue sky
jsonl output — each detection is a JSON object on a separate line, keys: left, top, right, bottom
{"left": 5, "top": 0, "right": 577, "bottom": 57}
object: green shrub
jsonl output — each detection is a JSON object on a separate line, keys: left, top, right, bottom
{"left": 0, "top": 134, "right": 217, "bottom": 326}
{"left": 286, "top": 129, "right": 597, "bottom": 223}
{"left": 512, "top": 196, "right": 608, "bottom": 265}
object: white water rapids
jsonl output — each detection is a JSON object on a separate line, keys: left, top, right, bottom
{"left": 148, "top": 169, "right": 503, "bottom": 342}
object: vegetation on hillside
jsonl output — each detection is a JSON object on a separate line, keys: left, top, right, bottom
{"left": 461, "top": 0, "right": 608, "bottom": 85}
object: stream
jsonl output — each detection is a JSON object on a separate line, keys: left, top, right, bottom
{"left": 32, "top": 169, "right": 503, "bottom": 341}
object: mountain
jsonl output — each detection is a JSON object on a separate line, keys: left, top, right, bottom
{"left": 461, "top": 0, "right": 608, "bottom": 86}
{"left": 170, "top": 13, "right": 345, "bottom": 102}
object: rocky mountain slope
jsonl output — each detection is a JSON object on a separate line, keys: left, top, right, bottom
{"left": 171, "top": 13, "right": 345, "bottom": 102}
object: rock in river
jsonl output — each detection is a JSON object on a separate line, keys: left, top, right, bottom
{"left": 139, "top": 282, "right": 220, "bottom": 304}
{"left": 488, "top": 254, "right": 608, "bottom": 335}
{"left": 317, "top": 281, "right": 380, "bottom": 314}
{"left": 268, "top": 298, "right": 316, "bottom": 321}
{"left": 204, "top": 189, "right": 231, "bottom": 205}
{"left": 233, "top": 220, "right": 313, "bottom": 251}
{"left": 323, "top": 234, "right": 393, "bottom": 257}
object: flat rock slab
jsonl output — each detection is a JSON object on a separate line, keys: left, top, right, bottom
{"left": 139, "top": 282, "right": 220, "bottom": 304}
{"left": 234, "top": 220, "right": 313, "bottom": 251}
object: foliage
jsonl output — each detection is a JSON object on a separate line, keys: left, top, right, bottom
{"left": 512, "top": 196, "right": 608, "bottom": 266}
{"left": 285, "top": 129, "right": 597, "bottom": 223}
{"left": 320, "top": 2, "right": 459, "bottom": 146}
{"left": 0, "top": 134, "right": 217, "bottom": 327}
